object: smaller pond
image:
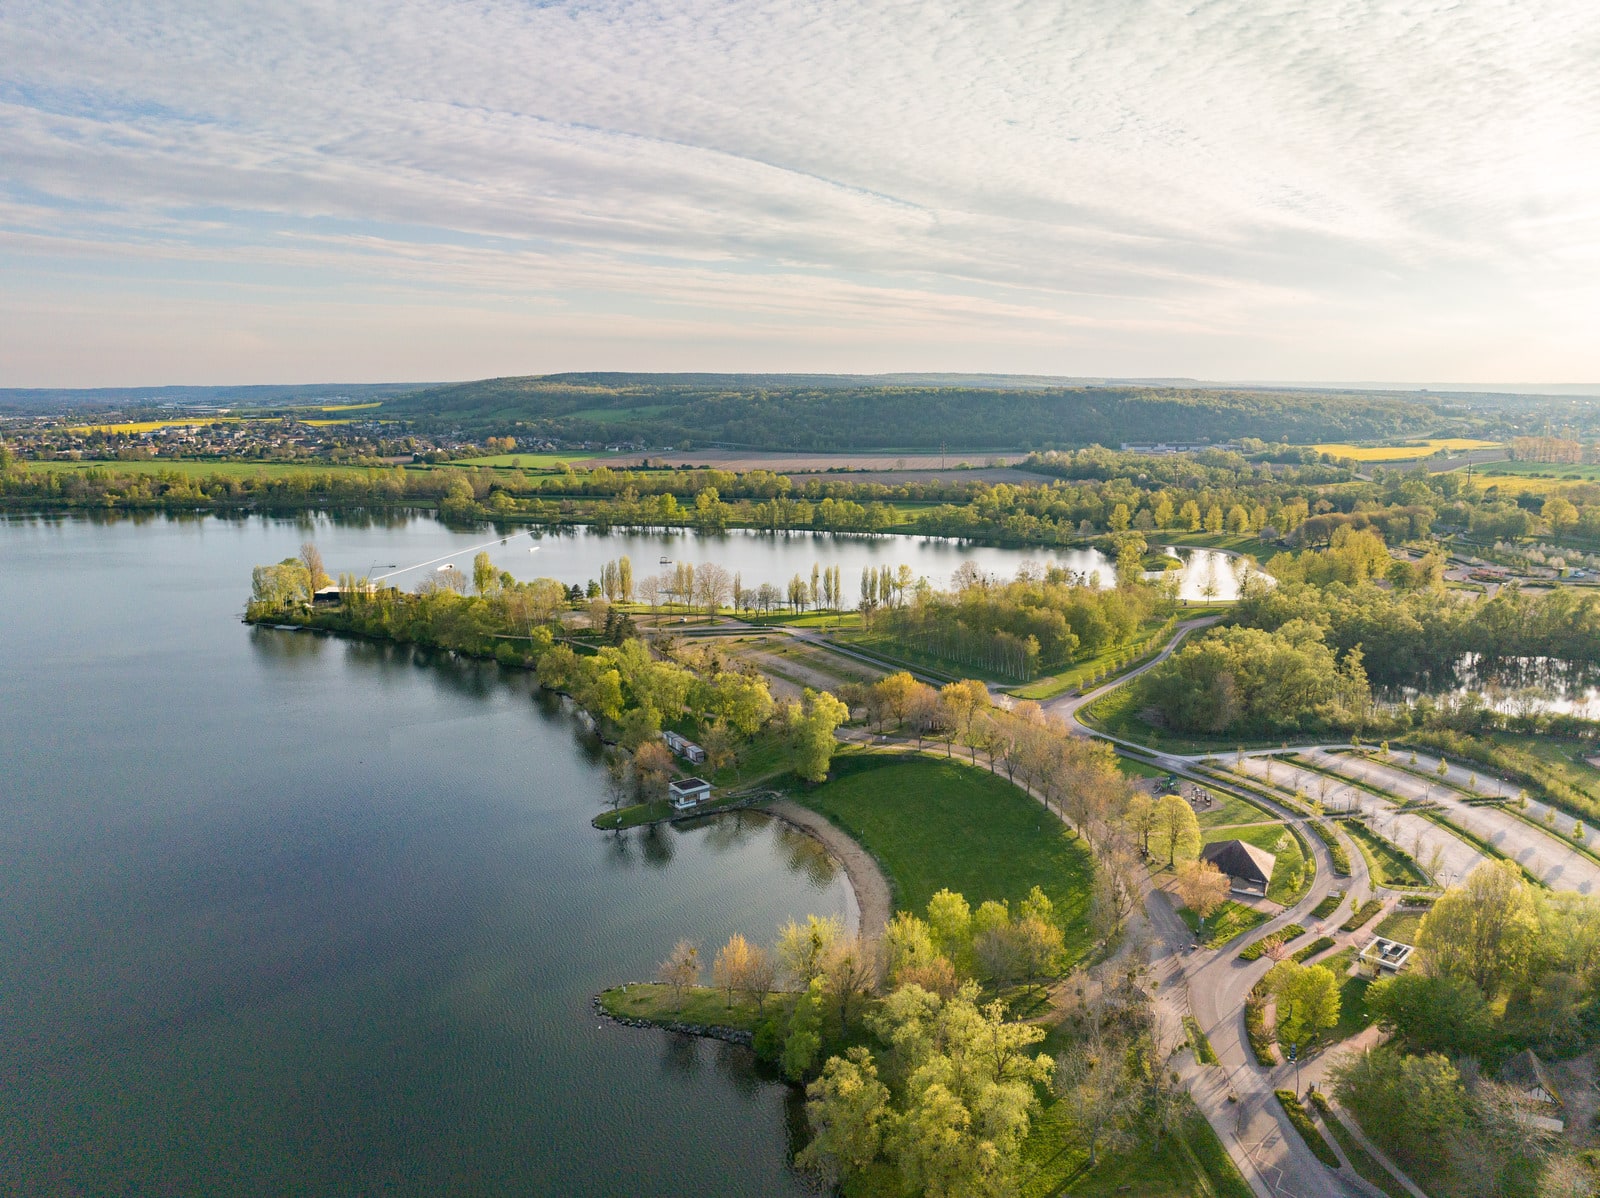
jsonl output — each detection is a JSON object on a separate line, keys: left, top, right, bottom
{"left": 1378, "top": 655, "right": 1600, "bottom": 721}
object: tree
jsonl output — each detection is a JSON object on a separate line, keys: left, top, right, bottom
{"left": 472, "top": 550, "right": 498, "bottom": 596}
{"left": 777, "top": 913, "right": 844, "bottom": 987}
{"left": 1173, "top": 859, "right": 1229, "bottom": 923}
{"left": 1090, "top": 844, "right": 1142, "bottom": 940}
{"left": 299, "top": 541, "right": 329, "bottom": 594}
{"left": 796, "top": 1047, "right": 891, "bottom": 1186}
{"left": 1418, "top": 858, "right": 1538, "bottom": 994}
{"left": 1264, "top": 960, "right": 1340, "bottom": 1052}
{"left": 925, "top": 889, "right": 974, "bottom": 973}
{"left": 939, "top": 678, "right": 991, "bottom": 763}
{"left": 1330, "top": 1047, "right": 1467, "bottom": 1176}
{"left": 822, "top": 934, "right": 880, "bottom": 1032}
{"left": 617, "top": 555, "right": 633, "bottom": 602}
{"left": 1364, "top": 971, "right": 1492, "bottom": 1057}
{"left": 1148, "top": 794, "right": 1201, "bottom": 868}
{"left": 631, "top": 739, "right": 674, "bottom": 802}
{"left": 655, "top": 939, "right": 700, "bottom": 1013}
{"left": 694, "top": 562, "right": 732, "bottom": 616}
{"left": 783, "top": 689, "right": 849, "bottom": 782}
{"left": 1054, "top": 1027, "right": 1140, "bottom": 1167}
{"left": 874, "top": 671, "right": 919, "bottom": 728}
{"left": 712, "top": 933, "right": 757, "bottom": 1008}
{"left": 783, "top": 976, "right": 827, "bottom": 1080}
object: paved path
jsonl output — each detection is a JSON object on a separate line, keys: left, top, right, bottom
{"left": 1045, "top": 614, "right": 1223, "bottom": 733}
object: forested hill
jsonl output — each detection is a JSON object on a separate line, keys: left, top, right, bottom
{"left": 384, "top": 373, "right": 1436, "bottom": 450}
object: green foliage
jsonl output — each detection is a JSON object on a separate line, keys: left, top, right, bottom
{"left": 782, "top": 977, "right": 827, "bottom": 1080}
{"left": 1336, "top": 819, "right": 1430, "bottom": 888}
{"left": 1364, "top": 973, "right": 1493, "bottom": 1058}
{"left": 1239, "top": 924, "right": 1305, "bottom": 961}
{"left": 1331, "top": 1047, "right": 1468, "bottom": 1178}
{"left": 1274, "top": 1091, "right": 1341, "bottom": 1169}
{"left": 782, "top": 689, "right": 850, "bottom": 782}
{"left": 1310, "top": 892, "right": 1344, "bottom": 920}
{"left": 794, "top": 756, "right": 1094, "bottom": 959}
{"left": 1266, "top": 960, "right": 1341, "bottom": 1049}
{"left": 1184, "top": 1017, "right": 1218, "bottom": 1065}
{"left": 1150, "top": 794, "right": 1201, "bottom": 868}
{"left": 1341, "top": 899, "right": 1384, "bottom": 932}
{"left": 1305, "top": 820, "right": 1352, "bottom": 876}
{"left": 1142, "top": 622, "right": 1372, "bottom": 737}
{"left": 1289, "top": 936, "right": 1336, "bottom": 964}
{"left": 1244, "top": 995, "right": 1277, "bottom": 1065}
{"left": 382, "top": 375, "right": 1433, "bottom": 450}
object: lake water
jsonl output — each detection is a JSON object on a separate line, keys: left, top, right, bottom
{"left": 0, "top": 513, "right": 857, "bottom": 1197}
{"left": 1379, "top": 654, "right": 1600, "bottom": 721}
{"left": 0, "top": 512, "right": 1250, "bottom": 1195}
{"left": 271, "top": 516, "right": 1258, "bottom": 602}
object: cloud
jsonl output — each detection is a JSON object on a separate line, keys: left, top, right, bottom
{"left": 1, "top": 0, "right": 1598, "bottom": 384}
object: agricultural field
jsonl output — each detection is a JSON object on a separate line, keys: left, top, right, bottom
{"left": 1311, "top": 438, "right": 1500, "bottom": 461}
{"left": 23, "top": 458, "right": 400, "bottom": 479}
{"left": 449, "top": 451, "right": 605, "bottom": 467}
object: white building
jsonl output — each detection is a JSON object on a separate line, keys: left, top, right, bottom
{"left": 662, "top": 730, "right": 708, "bottom": 765}
{"left": 669, "top": 777, "right": 713, "bottom": 810}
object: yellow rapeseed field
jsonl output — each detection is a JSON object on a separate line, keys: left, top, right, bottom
{"left": 1311, "top": 438, "right": 1500, "bottom": 461}
{"left": 66, "top": 418, "right": 224, "bottom": 435}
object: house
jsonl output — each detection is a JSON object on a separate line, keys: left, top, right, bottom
{"left": 1358, "top": 936, "right": 1415, "bottom": 973}
{"left": 662, "top": 730, "right": 707, "bottom": 765}
{"left": 1498, "top": 1050, "right": 1565, "bottom": 1130}
{"left": 1200, "top": 840, "right": 1276, "bottom": 897}
{"left": 668, "top": 777, "right": 713, "bottom": 811}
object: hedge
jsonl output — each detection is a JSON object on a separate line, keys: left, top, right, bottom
{"left": 1246, "top": 995, "right": 1278, "bottom": 1065}
{"left": 1341, "top": 899, "right": 1384, "bottom": 932}
{"left": 1276, "top": 1090, "right": 1341, "bottom": 1168}
{"left": 1240, "top": 923, "right": 1307, "bottom": 961}
{"left": 1184, "top": 1016, "right": 1219, "bottom": 1065}
{"left": 1291, "top": 935, "right": 1337, "bottom": 963}
{"left": 1310, "top": 892, "right": 1344, "bottom": 921}
{"left": 1306, "top": 820, "right": 1352, "bottom": 877}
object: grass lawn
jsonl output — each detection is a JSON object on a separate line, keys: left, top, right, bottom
{"left": 1316, "top": 1102, "right": 1411, "bottom": 1198}
{"left": 1180, "top": 899, "right": 1269, "bottom": 948}
{"left": 1196, "top": 791, "right": 1280, "bottom": 829}
{"left": 598, "top": 982, "right": 796, "bottom": 1032}
{"left": 1487, "top": 732, "right": 1600, "bottom": 804}
{"left": 1374, "top": 908, "right": 1426, "bottom": 944}
{"left": 830, "top": 630, "right": 976, "bottom": 684}
{"left": 1335, "top": 819, "right": 1430, "bottom": 888}
{"left": 1315, "top": 949, "right": 1373, "bottom": 1044}
{"left": 745, "top": 610, "right": 864, "bottom": 630}
{"left": 1116, "top": 756, "right": 1170, "bottom": 780}
{"left": 794, "top": 752, "right": 1094, "bottom": 960}
{"left": 1203, "top": 823, "right": 1307, "bottom": 905}
{"left": 1080, "top": 681, "right": 1300, "bottom": 754}
{"left": 1029, "top": 1103, "right": 1252, "bottom": 1198}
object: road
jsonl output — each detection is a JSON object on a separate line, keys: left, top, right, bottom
{"left": 1044, "top": 614, "right": 1223, "bottom": 731}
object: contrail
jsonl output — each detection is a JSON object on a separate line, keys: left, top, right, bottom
{"left": 372, "top": 531, "right": 537, "bottom": 582}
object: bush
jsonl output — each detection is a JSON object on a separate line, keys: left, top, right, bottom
{"left": 1276, "top": 1090, "right": 1341, "bottom": 1168}
{"left": 1310, "top": 892, "right": 1344, "bottom": 920}
{"left": 1341, "top": 899, "right": 1383, "bottom": 932}
{"left": 1303, "top": 818, "right": 1351, "bottom": 875}
{"left": 1184, "top": 1015, "right": 1219, "bottom": 1064}
{"left": 1246, "top": 997, "right": 1278, "bottom": 1065}
{"left": 1291, "top": 935, "right": 1336, "bottom": 963}
{"left": 1240, "top": 923, "right": 1306, "bottom": 961}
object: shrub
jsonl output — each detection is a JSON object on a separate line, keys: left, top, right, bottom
{"left": 1341, "top": 899, "right": 1383, "bottom": 932}
{"left": 1310, "top": 892, "right": 1344, "bottom": 920}
{"left": 1276, "top": 1090, "right": 1341, "bottom": 1168}
{"left": 1240, "top": 923, "right": 1306, "bottom": 961}
{"left": 1291, "top": 935, "right": 1336, "bottom": 963}
{"left": 1184, "top": 1015, "right": 1219, "bottom": 1064}
{"left": 1307, "top": 820, "right": 1352, "bottom": 876}
{"left": 1246, "top": 997, "right": 1278, "bottom": 1065}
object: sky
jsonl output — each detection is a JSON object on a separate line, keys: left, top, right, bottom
{"left": 2, "top": 0, "right": 1599, "bottom": 388}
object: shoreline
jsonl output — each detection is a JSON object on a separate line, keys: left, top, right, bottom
{"left": 766, "top": 799, "right": 893, "bottom": 940}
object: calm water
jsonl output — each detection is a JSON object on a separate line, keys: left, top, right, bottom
{"left": 223, "top": 515, "right": 1257, "bottom": 601}
{"left": 0, "top": 513, "right": 859, "bottom": 1197}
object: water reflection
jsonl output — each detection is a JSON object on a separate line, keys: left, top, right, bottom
{"left": 1381, "top": 654, "right": 1600, "bottom": 719}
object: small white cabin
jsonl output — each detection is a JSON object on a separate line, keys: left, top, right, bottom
{"left": 669, "top": 778, "right": 713, "bottom": 811}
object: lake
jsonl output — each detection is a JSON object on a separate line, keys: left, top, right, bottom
{"left": 256, "top": 516, "right": 1260, "bottom": 602}
{"left": 0, "top": 512, "right": 1248, "bottom": 1195}
{"left": 0, "top": 513, "right": 856, "bottom": 1197}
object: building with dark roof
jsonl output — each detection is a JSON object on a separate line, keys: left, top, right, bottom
{"left": 1200, "top": 839, "right": 1276, "bottom": 897}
